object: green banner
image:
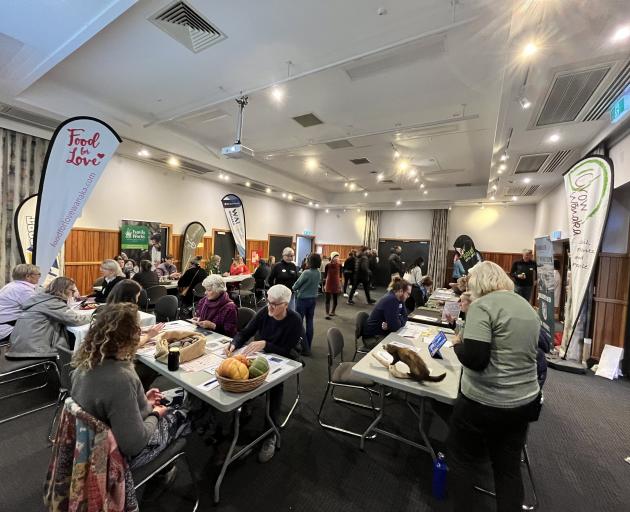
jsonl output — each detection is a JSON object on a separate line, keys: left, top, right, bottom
{"left": 121, "top": 224, "right": 150, "bottom": 250}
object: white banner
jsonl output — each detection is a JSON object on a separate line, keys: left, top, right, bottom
{"left": 563, "top": 155, "right": 613, "bottom": 342}
{"left": 33, "top": 117, "right": 121, "bottom": 282}
{"left": 221, "top": 194, "right": 246, "bottom": 259}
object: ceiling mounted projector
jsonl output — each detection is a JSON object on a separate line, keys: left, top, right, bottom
{"left": 222, "top": 95, "right": 254, "bottom": 159}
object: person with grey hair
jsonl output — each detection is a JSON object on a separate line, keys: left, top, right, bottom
{"left": 510, "top": 249, "right": 537, "bottom": 302}
{"left": 0, "top": 264, "right": 41, "bottom": 342}
{"left": 448, "top": 261, "right": 541, "bottom": 512}
{"left": 6, "top": 277, "right": 90, "bottom": 358}
{"left": 268, "top": 247, "right": 298, "bottom": 310}
{"left": 191, "top": 274, "right": 238, "bottom": 337}
{"left": 227, "top": 284, "right": 304, "bottom": 462}
{"left": 94, "top": 259, "right": 125, "bottom": 303}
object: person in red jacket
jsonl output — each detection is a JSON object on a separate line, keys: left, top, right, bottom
{"left": 323, "top": 252, "right": 342, "bottom": 319}
{"left": 229, "top": 255, "right": 249, "bottom": 275}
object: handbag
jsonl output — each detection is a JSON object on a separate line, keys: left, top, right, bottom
{"left": 154, "top": 330, "right": 206, "bottom": 364}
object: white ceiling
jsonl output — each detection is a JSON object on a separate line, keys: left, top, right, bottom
{"left": 1, "top": 0, "right": 629, "bottom": 210}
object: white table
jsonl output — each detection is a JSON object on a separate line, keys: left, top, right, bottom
{"left": 222, "top": 274, "right": 252, "bottom": 284}
{"left": 68, "top": 310, "right": 156, "bottom": 353}
{"left": 351, "top": 330, "right": 461, "bottom": 461}
{"left": 136, "top": 325, "right": 302, "bottom": 503}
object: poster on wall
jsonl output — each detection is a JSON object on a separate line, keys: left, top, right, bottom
{"left": 453, "top": 234, "right": 483, "bottom": 273}
{"left": 535, "top": 236, "right": 555, "bottom": 338}
{"left": 14, "top": 194, "right": 63, "bottom": 283}
{"left": 181, "top": 221, "right": 206, "bottom": 271}
{"left": 221, "top": 194, "right": 246, "bottom": 259}
{"left": 563, "top": 155, "right": 613, "bottom": 348}
{"left": 32, "top": 117, "right": 121, "bottom": 282}
{"left": 121, "top": 220, "right": 166, "bottom": 267}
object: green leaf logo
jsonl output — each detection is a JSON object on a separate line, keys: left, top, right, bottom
{"left": 567, "top": 158, "right": 610, "bottom": 221}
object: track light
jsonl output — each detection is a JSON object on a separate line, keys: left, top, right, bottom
{"left": 520, "top": 97, "right": 531, "bottom": 109}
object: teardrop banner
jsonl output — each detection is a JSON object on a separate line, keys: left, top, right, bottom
{"left": 563, "top": 155, "right": 614, "bottom": 357}
{"left": 32, "top": 117, "right": 122, "bottom": 283}
{"left": 221, "top": 194, "right": 246, "bottom": 259}
{"left": 182, "top": 221, "right": 207, "bottom": 271}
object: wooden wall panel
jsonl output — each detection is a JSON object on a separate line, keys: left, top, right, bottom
{"left": 171, "top": 235, "right": 183, "bottom": 267}
{"left": 444, "top": 250, "right": 521, "bottom": 286}
{"left": 246, "top": 240, "right": 269, "bottom": 272}
{"left": 318, "top": 244, "right": 359, "bottom": 260}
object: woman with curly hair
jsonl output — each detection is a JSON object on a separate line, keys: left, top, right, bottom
{"left": 71, "top": 303, "right": 189, "bottom": 467}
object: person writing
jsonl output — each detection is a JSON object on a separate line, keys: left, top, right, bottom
{"left": 191, "top": 275, "right": 238, "bottom": 337}
{"left": 156, "top": 255, "right": 180, "bottom": 279}
{"left": 364, "top": 277, "right": 411, "bottom": 340}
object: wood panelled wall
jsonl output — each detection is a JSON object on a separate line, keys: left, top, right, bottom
{"left": 444, "top": 250, "right": 521, "bottom": 286}
{"left": 591, "top": 253, "right": 630, "bottom": 359}
{"left": 318, "top": 244, "right": 360, "bottom": 260}
{"left": 246, "top": 240, "right": 269, "bottom": 272}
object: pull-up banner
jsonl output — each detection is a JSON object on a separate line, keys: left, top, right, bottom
{"left": 221, "top": 194, "right": 246, "bottom": 259}
{"left": 563, "top": 156, "right": 613, "bottom": 345}
{"left": 535, "top": 236, "right": 555, "bottom": 338}
{"left": 453, "top": 234, "right": 482, "bottom": 273}
{"left": 182, "top": 221, "right": 206, "bottom": 270}
{"left": 32, "top": 117, "right": 121, "bottom": 282}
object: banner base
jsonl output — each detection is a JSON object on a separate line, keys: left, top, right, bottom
{"left": 546, "top": 356, "right": 587, "bottom": 375}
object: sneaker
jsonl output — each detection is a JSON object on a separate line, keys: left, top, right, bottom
{"left": 343, "top": 293, "right": 349, "bottom": 298}
{"left": 347, "top": 300, "right": 355, "bottom": 305}
{"left": 258, "top": 435, "right": 277, "bottom": 463}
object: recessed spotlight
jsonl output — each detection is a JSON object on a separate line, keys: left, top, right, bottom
{"left": 448, "top": 206, "right": 452, "bottom": 211}
{"left": 396, "top": 199, "right": 402, "bottom": 206}
{"left": 523, "top": 177, "right": 531, "bottom": 184}
{"left": 282, "top": 192, "right": 287, "bottom": 198}
{"left": 315, "top": 203, "right": 320, "bottom": 208}
{"left": 305, "top": 157, "right": 318, "bottom": 171}
{"left": 423, "top": 190, "right": 428, "bottom": 195}
{"left": 245, "top": 181, "right": 251, "bottom": 187}
{"left": 363, "top": 192, "right": 368, "bottom": 197}
{"left": 167, "top": 156, "right": 180, "bottom": 167}
{"left": 500, "top": 153, "right": 509, "bottom": 162}
{"left": 287, "top": 194, "right": 293, "bottom": 200}
{"left": 325, "top": 208, "right": 330, "bottom": 213}
{"left": 548, "top": 133, "right": 560, "bottom": 143}
{"left": 137, "top": 149, "right": 150, "bottom": 157}
{"left": 512, "top": 195, "right": 518, "bottom": 201}
{"left": 377, "top": 173, "right": 384, "bottom": 182}
{"left": 343, "top": 209, "right": 347, "bottom": 213}
{"left": 224, "top": 175, "right": 230, "bottom": 181}
{"left": 492, "top": 185, "right": 497, "bottom": 191}
{"left": 611, "top": 25, "right": 630, "bottom": 43}
{"left": 357, "top": 208, "right": 361, "bottom": 213}
{"left": 521, "top": 41, "right": 539, "bottom": 58}
{"left": 393, "top": 150, "right": 400, "bottom": 159}
{"left": 344, "top": 182, "right": 349, "bottom": 188}
{"left": 520, "top": 97, "right": 532, "bottom": 109}
{"left": 266, "top": 187, "right": 272, "bottom": 194}
{"left": 398, "top": 160, "right": 409, "bottom": 172}
{"left": 270, "top": 86, "right": 284, "bottom": 102}
{"left": 218, "top": 173, "right": 224, "bottom": 180}
{"left": 414, "top": 178, "right": 419, "bottom": 183}
{"left": 499, "top": 164, "right": 507, "bottom": 171}
{"left": 420, "top": 183, "right": 425, "bottom": 189}
{"left": 490, "top": 195, "right": 495, "bottom": 200}
{"left": 308, "top": 201, "right": 313, "bottom": 206}
{"left": 498, "top": 169, "right": 504, "bottom": 175}
{"left": 349, "top": 183, "right": 356, "bottom": 191}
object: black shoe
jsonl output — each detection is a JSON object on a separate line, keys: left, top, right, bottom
{"left": 325, "top": 315, "right": 331, "bottom": 320}
{"left": 347, "top": 300, "right": 355, "bottom": 305}
{"left": 368, "top": 300, "right": 376, "bottom": 304}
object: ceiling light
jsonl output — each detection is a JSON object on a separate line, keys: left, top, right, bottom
{"left": 611, "top": 25, "right": 630, "bottom": 43}
{"left": 167, "top": 156, "right": 180, "bottom": 167}
{"left": 420, "top": 183, "right": 425, "bottom": 189}
{"left": 305, "top": 157, "right": 318, "bottom": 171}
{"left": 409, "top": 168, "right": 417, "bottom": 177}
{"left": 364, "top": 192, "right": 368, "bottom": 197}
{"left": 492, "top": 184, "right": 497, "bottom": 191}
{"left": 396, "top": 200, "right": 402, "bottom": 206}
{"left": 414, "top": 178, "right": 419, "bottom": 183}
{"left": 270, "top": 86, "right": 284, "bottom": 102}
{"left": 393, "top": 150, "right": 400, "bottom": 159}
{"left": 315, "top": 203, "right": 320, "bottom": 208}
{"left": 497, "top": 169, "right": 504, "bottom": 175}
{"left": 349, "top": 183, "right": 356, "bottom": 191}
{"left": 218, "top": 173, "right": 224, "bottom": 180}
{"left": 423, "top": 190, "right": 428, "bottom": 195}
{"left": 521, "top": 41, "right": 539, "bottom": 59}
{"left": 520, "top": 97, "right": 532, "bottom": 109}
{"left": 499, "top": 164, "right": 507, "bottom": 171}
{"left": 325, "top": 208, "right": 330, "bottom": 213}
{"left": 137, "top": 149, "right": 150, "bottom": 157}
{"left": 308, "top": 201, "right": 313, "bottom": 206}
{"left": 344, "top": 182, "right": 348, "bottom": 188}
{"left": 448, "top": 206, "right": 452, "bottom": 211}
{"left": 548, "top": 133, "right": 560, "bottom": 143}
{"left": 287, "top": 194, "right": 293, "bottom": 200}
{"left": 357, "top": 208, "right": 361, "bottom": 213}
{"left": 523, "top": 177, "right": 531, "bottom": 184}
{"left": 377, "top": 173, "right": 384, "bottom": 182}
{"left": 224, "top": 175, "right": 230, "bottom": 181}
{"left": 343, "top": 209, "right": 347, "bottom": 212}
{"left": 499, "top": 153, "right": 509, "bottom": 162}
{"left": 245, "top": 181, "right": 251, "bottom": 187}
{"left": 490, "top": 195, "right": 495, "bottom": 200}
{"left": 266, "top": 187, "right": 272, "bottom": 194}
{"left": 512, "top": 195, "right": 518, "bottom": 201}
{"left": 282, "top": 192, "right": 287, "bottom": 198}
{"left": 398, "top": 160, "right": 409, "bottom": 172}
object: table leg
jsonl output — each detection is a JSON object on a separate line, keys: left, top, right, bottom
{"left": 214, "top": 406, "right": 241, "bottom": 503}
{"left": 406, "top": 396, "right": 436, "bottom": 462}
{"left": 360, "top": 384, "right": 386, "bottom": 450}
{"left": 265, "top": 389, "right": 282, "bottom": 449}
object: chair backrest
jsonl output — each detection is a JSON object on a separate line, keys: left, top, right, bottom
{"left": 237, "top": 307, "right": 256, "bottom": 331}
{"left": 193, "top": 283, "right": 206, "bottom": 298}
{"left": 155, "top": 295, "right": 179, "bottom": 322}
{"left": 239, "top": 277, "right": 255, "bottom": 291}
{"left": 327, "top": 327, "right": 345, "bottom": 364}
{"left": 145, "top": 285, "right": 167, "bottom": 304}
{"left": 355, "top": 311, "right": 370, "bottom": 341}
{"left": 56, "top": 344, "right": 74, "bottom": 391}
{"left": 138, "top": 289, "right": 149, "bottom": 311}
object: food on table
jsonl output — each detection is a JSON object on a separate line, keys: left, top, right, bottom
{"left": 248, "top": 356, "right": 270, "bottom": 379}
{"left": 217, "top": 357, "right": 249, "bottom": 380}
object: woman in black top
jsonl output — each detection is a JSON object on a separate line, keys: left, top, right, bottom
{"left": 133, "top": 260, "right": 160, "bottom": 289}
{"left": 342, "top": 250, "right": 356, "bottom": 296}
{"left": 177, "top": 258, "right": 208, "bottom": 306}
{"left": 94, "top": 259, "right": 125, "bottom": 303}
{"left": 253, "top": 259, "right": 271, "bottom": 298}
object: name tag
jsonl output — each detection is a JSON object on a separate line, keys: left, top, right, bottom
{"left": 282, "top": 269, "right": 287, "bottom": 273}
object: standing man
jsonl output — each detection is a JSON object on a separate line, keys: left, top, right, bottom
{"left": 268, "top": 247, "right": 299, "bottom": 310}
{"left": 348, "top": 247, "right": 375, "bottom": 305}
{"left": 388, "top": 246, "right": 404, "bottom": 278}
{"left": 367, "top": 249, "right": 378, "bottom": 289}
{"left": 511, "top": 249, "right": 537, "bottom": 302}
{"left": 0, "top": 264, "right": 41, "bottom": 343}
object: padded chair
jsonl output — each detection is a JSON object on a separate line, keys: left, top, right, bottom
{"left": 255, "top": 286, "right": 268, "bottom": 308}
{"left": 352, "top": 311, "right": 378, "bottom": 361}
{"left": 236, "top": 307, "right": 256, "bottom": 331}
{"left": 155, "top": 295, "right": 179, "bottom": 322}
{"left": 0, "top": 352, "right": 60, "bottom": 425}
{"left": 317, "top": 327, "right": 378, "bottom": 438}
{"left": 48, "top": 344, "right": 73, "bottom": 442}
{"left": 235, "top": 277, "right": 256, "bottom": 308}
{"left": 145, "top": 285, "right": 167, "bottom": 310}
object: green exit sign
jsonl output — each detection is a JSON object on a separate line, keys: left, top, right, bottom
{"left": 611, "top": 86, "right": 630, "bottom": 123}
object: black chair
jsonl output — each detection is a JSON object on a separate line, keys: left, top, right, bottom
{"left": 235, "top": 277, "right": 256, "bottom": 308}
{"left": 155, "top": 295, "right": 179, "bottom": 322}
{"left": 317, "top": 327, "right": 378, "bottom": 438}
{"left": 353, "top": 311, "right": 377, "bottom": 361}
{"left": 138, "top": 289, "right": 148, "bottom": 312}
{"left": 192, "top": 283, "right": 205, "bottom": 307}
{"left": 236, "top": 307, "right": 256, "bottom": 331}
{"left": 48, "top": 344, "right": 73, "bottom": 442}
{"left": 145, "top": 285, "right": 167, "bottom": 310}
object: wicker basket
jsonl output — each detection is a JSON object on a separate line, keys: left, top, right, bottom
{"left": 216, "top": 371, "right": 269, "bottom": 393}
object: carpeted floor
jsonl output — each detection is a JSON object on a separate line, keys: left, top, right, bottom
{"left": 1, "top": 289, "right": 629, "bottom": 512}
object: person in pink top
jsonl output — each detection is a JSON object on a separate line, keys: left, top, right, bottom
{"left": 0, "top": 264, "right": 40, "bottom": 342}
{"left": 229, "top": 255, "right": 249, "bottom": 276}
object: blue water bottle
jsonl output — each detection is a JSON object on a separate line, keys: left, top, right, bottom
{"left": 432, "top": 452, "right": 448, "bottom": 500}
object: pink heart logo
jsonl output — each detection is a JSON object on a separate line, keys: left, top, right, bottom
{"left": 97, "top": 153, "right": 105, "bottom": 159}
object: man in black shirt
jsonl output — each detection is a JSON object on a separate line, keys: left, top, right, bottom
{"left": 267, "top": 247, "right": 298, "bottom": 309}
{"left": 511, "top": 249, "right": 536, "bottom": 302}
{"left": 388, "top": 246, "right": 404, "bottom": 278}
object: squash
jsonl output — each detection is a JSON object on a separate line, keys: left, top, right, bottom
{"left": 217, "top": 358, "right": 249, "bottom": 380}
{"left": 248, "top": 356, "right": 270, "bottom": 379}
{"left": 233, "top": 354, "right": 251, "bottom": 367}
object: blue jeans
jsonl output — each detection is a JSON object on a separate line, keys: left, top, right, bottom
{"left": 296, "top": 297, "right": 316, "bottom": 350}
{"left": 288, "top": 293, "right": 296, "bottom": 311}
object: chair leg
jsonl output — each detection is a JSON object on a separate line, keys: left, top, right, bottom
{"left": 48, "top": 390, "right": 68, "bottom": 443}
{"left": 332, "top": 386, "right": 380, "bottom": 411}
{"left": 318, "top": 382, "right": 377, "bottom": 439}
{"left": 521, "top": 444, "right": 538, "bottom": 511}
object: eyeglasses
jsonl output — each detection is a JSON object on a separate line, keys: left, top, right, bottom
{"left": 268, "top": 301, "right": 287, "bottom": 308}
{"left": 28, "top": 272, "right": 41, "bottom": 277}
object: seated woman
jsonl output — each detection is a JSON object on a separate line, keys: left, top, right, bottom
{"left": 123, "top": 258, "right": 137, "bottom": 279}
{"left": 225, "top": 284, "right": 304, "bottom": 463}
{"left": 364, "top": 277, "right": 412, "bottom": 340}
{"left": 94, "top": 259, "right": 125, "bottom": 303}
{"left": 177, "top": 257, "right": 208, "bottom": 307}
{"left": 71, "top": 303, "right": 189, "bottom": 468}
{"left": 133, "top": 260, "right": 160, "bottom": 289}
{"left": 6, "top": 277, "right": 90, "bottom": 358}
{"left": 191, "top": 275, "right": 238, "bottom": 337}
{"left": 229, "top": 255, "right": 248, "bottom": 276}
{"left": 206, "top": 254, "right": 222, "bottom": 275}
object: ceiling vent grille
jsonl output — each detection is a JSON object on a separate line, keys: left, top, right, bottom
{"left": 292, "top": 113, "right": 323, "bottom": 127}
{"left": 380, "top": 179, "right": 394, "bottom": 184}
{"left": 325, "top": 139, "right": 353, "bottom": 149}
{"left": 583, "top": 60, "right": 630, "bottom": 121}
{"left": 506, "top": 185, "right": 539, "bottom": 196}
{"left": 541, "top": 150, "right": 572, "bottom": 174}
{"left": 180, "top": 160, "right": 213, "bottom": 174}
{"left": 389, "top": 187, "right": 403, "bottom": 191}
{"left": 350, "top": 158, "right": 370, "bottom": 165}
{"left": 455, "top": 183, "right": 472, "bottom": 187}
{"left": 0, "top": 103, "right": 60, "bottom": 130}
{"left": 535, "top": 66, "right": 610, "bottom": 126}
{"left": 514, "top": 154, "right": 550, "bottom": 174}
{"left": 524, "top": 185, "right": 539, "bottom": 196}
{"left": 149, "top": 1, "right": 226, "bottom": 53}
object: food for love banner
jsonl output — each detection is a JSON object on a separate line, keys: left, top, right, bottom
{"left": 182, "top": 221, "right": 206, "bottom": 270}
{"left": 32, "top": 117, "right": 121, "bottom": 282}
{"left": 453, "top": 234, "right": 483, "bottom": 273}
{"left": 563, "top": 155, "right": 613, "bottom": 343}
{"left": 221, "top": 194, "right": 246, "bottom": 259}
{"left": 535, "top": 236, "right": 555, "bottom": 338}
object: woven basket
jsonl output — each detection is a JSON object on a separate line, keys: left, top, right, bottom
{"left": 216, "top": 370, "right": 269, "bottom": 393}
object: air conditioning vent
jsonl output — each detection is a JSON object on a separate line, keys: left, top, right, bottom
{"left": 0, "top": 103, "right": 60, "bottom": 130}
{"left": 292, "top": 113, "right": 323, "bottom": 127}
{"left": 455, "top": 183, "right": 472, "bottom": 187}
{"left": 388, "top": 187, "right": 403, "bottom": 191}
{"left": 583, "top": 60, "right": 630, "bottom": 121}
{"left": 541, "top": 150, "right": 572, "bottom": 174}
{"left": 325, "top": 139, "right": 353, "bottom": 149}
{"left": 524, "top": 185, "right": 539, "bottom": 196}
{"left": 514, "top": 154, "right": 550, "bottom": 174}
{"left": 380, "top": 179, "right": 394, "bottom": 184}
{"left": 149, "top": 1, "right": 226, "bottom": 53}
{"left": 506, "top": 185, "right": 539, "bottom": 197}
{"left": 180, "top": 160, "right": 213, "bottom": 174}
{"left": 535, "top": 66, "right": 610, "bottom": 126}
{"left": 350, "top": 158, "right": 370, "bottom": 165}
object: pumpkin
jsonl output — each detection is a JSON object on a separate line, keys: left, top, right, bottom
{"left": 234, "top": 354, "right": 251, "bottom": 367}
{"left": 248, "top": 356, "right": 270, "bottom": 379}
{"left": 217, "top": 358, "right": 249, "bottom": 380}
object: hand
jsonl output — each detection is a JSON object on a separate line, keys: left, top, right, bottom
{"left": 170, "top": 272, "right": 181, "bottom": 279}
{"left": 224, "top": 343, "right": 235, "bottom": 357}
{"left": 222, "top": 272, "right": 229, "bottom": 277}
{"left": 452, "top": 334, "right": 463, "bottom": 345}
{"left": 381, "top": 321, "right": 389, "bottom": 331}
{"left": 152, "top": 405, "right": 168, "bottom": 417}
{"left": 199, "top": 320, "right": 216, "bottom": 330}
{"left": 146, "top": 388, "right": 164, "bottom": 406}
{"left": 144, "top": 323, "right": 165, "bottom": 340}
{"left": 242, "top": 340, "right": 266, "bottom": 355}
{"left": 445, "top": 313, "right": 455, "bottom": 324}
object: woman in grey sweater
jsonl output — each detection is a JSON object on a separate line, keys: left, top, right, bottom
{"left": 292, "top": 253, "right": 322, "bottom": 356}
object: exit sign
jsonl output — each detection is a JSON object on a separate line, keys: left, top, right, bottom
{"left": 610, "top": 86, "right": 630, "bottom": 123}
